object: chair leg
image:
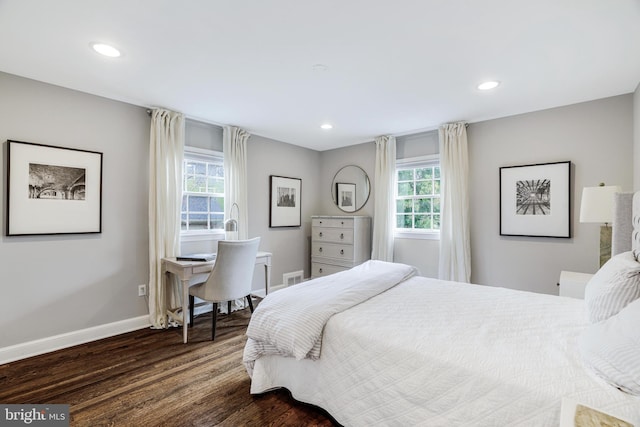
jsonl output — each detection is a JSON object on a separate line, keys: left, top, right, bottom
{"left": 211, "top": 302, "right": 218, "bottom": 341}
{"left": 189, "top": 295, "right": 195, "bottom": 328}
{"left": 246, "top": 295, "right": 254, "bottom": 313}
{"left": 227, "top": 301, "right": 232, "bottom": 315}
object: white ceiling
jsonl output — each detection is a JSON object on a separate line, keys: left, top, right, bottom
{"left": 1, "top": 1, "right": 639, "bottom": 151}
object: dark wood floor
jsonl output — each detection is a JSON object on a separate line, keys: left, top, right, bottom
{"left": 0, "top": 307, "right": 337, "bottom": 426}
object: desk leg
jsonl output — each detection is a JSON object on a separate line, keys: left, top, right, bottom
{"left": 182, "top": 278, "right": 189, "bottom": 344}
{"left": 264, "top": 262, "right": 271, "bottom": 296}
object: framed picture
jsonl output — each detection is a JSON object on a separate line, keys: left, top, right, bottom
{"left": 6, "top": 140, "right": 103, "bottom": 236}
{"left": 499, "top": 160, "right": 571, "bottom": 238}
{"left": 336, "top": 182, "right": 356, "bottom": 212}
{"left": 269, "top": 175, "right": 301, "bottom": 227}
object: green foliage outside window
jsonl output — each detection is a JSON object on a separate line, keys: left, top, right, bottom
{"left": 396, "top": 165, "right": 441, "bottom": 232}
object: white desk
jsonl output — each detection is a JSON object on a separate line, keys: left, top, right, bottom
{"left": 162, "top": 251, "right": 272, "bottom": 343}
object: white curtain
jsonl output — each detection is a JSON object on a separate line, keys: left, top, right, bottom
{"left": 438, "top": 122, "right": 471, "bottom": 282}
{"left": 148, "top": 109, "right": 185, "bottom": 328}
{"left": 371, "top": 135, "right": 396, "bottom": 262}
{"left": 223, "top": 126, "right": 251, "bottom": 240}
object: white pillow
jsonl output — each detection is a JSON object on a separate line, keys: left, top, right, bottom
{"left": 584, "top": 251, "right": 640, "bottom": 323}
{"left": 579, "top": 298, "right": 640, "bottom": 395}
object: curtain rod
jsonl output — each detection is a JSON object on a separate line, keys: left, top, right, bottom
{"left": 146, "top": 108, "right": 225, "bottom": 128}
{"left": 146, "top": 109, "right": 468, "bottom": 135}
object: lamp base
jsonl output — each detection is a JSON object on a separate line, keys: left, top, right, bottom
{"left": 599, "top": 225, "right": 612, "bottom": 268}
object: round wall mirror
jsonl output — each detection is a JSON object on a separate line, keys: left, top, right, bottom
{"left": 331, "top": 165, "right": 371, "bottom": 212}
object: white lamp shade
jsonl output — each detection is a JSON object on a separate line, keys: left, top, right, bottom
{"left": 579, "top": 185, "right": 621, "bottom": 224}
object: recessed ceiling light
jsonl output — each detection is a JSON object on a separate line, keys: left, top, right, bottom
{"left": 320, "top": 123, "right": 333, "bottom": 130}
{"left": 91, "top": 42, "right": 121, "bottom": 58}
{"left": 477, "top": 80, "right": 500, "bottom": 90}
{"left": 312, "top": 64, "right": 329, "bottom": 72}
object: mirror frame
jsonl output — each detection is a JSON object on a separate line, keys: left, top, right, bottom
{"left": 331, "top": 165, "right": 371, "bottom": 213}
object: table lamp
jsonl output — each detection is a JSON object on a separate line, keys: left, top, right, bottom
{"left": 225, "top": 203, "right": 239, "bottom": 240}
{"left": 579, "top": 183, "right": 621, "bottom": 267}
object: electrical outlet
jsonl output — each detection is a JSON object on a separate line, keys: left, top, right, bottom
{"left": 138, "top": 284, "right": 147, "bottom": 297}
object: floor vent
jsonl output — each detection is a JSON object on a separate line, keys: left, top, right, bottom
{"left": 283, "top": 270, "right": 304, "bottom": 286}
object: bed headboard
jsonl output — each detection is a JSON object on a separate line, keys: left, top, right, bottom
{"left": 612, "top": 191, "right": 640, "bottom": 256}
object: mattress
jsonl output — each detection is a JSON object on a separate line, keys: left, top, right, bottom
{"left": 248, "top": 276, "right": 640, "bottom": 426}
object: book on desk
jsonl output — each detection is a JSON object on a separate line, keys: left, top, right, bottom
{"left": 176, "top": 253, "right": 215, "bottom": 262}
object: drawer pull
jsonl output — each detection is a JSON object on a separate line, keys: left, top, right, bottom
{"left": 340, "top": 233, "right": 344, "bottom": 239}
{"left": 319, "top": 268, "right": 323, "bottom": 273}
{"left": 319, "top": 232, "right": 323, "bottom": 237}
{"left": 340, "top": 249, "right": 344, "bottom": 255}
{"left": 341, "top": 221, "right": 344, "bottom": 225}
{"left": 319, "top": 247, "right": 323, "bottom": 253}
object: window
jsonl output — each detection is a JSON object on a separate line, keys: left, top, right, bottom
{"left": 181, "top": 147, "right": 224, "bottom": 235}
{"left": 395, "top": 155, "right": 441, "bottom": 236}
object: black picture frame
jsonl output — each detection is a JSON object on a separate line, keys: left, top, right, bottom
{"left": 6, "top": 140, "right": 103, "bottom": 236}
{"left": 336, "top": 182, "right": 356, "bottom": 212}
{"left": 499, "top": 160, "right": 571, "bottom": 238}
{"left": 269, "top": 175, "right": 301, "bottom": 228}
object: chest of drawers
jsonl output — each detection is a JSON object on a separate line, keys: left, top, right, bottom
{"left": 311, "top": 215, "right": 371, "bottom": 278}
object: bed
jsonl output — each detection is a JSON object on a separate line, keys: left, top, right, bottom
{"left": 243, "top": 196, "right": 640, "bottom": 426}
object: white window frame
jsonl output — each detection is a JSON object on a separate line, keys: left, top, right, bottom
{"left": 180, "top": 146, "right": 225, "bottom": 242}
{"left": 394, "top": 154, "right": 441, "bottom": 240}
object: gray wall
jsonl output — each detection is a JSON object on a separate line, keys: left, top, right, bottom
{"left": 0, "top": 73, "right": 321, "bottom": 351}
{"left": 317, "top": 132, "right": 441, "bottom": 277}
{"left": 635, "top": 82, "right": 640, "bottom": 190}
{"left": 319, "top": 142, "right": 375, "bottom": 217}
{"left": 164, "top": 120, "right": 323, "bottom": 286}
{"left": 0, "top": 72, "right": 150, "bottom": 347}
{"left": 320, "top": 96, "right": 635, "bottom": 291}
{"left": 247, "top": 134, "right": 322, "bottom": 283}
{"left": 469, "top": 95, "right": 633, "bottom": 294}
{"left": 1, "top": 70, "right": 635, "bottom": 352}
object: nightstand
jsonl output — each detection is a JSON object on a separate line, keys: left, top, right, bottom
{"left": 558, "top": 271, "right": 594, "bottom": 299}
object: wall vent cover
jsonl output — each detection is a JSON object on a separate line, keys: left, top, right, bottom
{"left": 283, "top": 270, "right": 304, "bottom": 286}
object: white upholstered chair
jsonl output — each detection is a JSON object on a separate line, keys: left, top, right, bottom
{"left": 188, "top": 237, "right": 260, "bottom": 340}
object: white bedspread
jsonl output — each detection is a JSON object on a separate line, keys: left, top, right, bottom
{"left": 244, "top": 260, "right": 417, "bottom": 369}
{"left": 247, "top": 276, "right": 640, "bottom": 426}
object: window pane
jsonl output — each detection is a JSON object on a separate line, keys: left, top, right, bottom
{"left": 414, "top": 198, "right": 431, "bottom": 213}
{"left": 397, "top": 182, "right": 414, "bottom": 196}
{"left": 184, "top": 161, "right": 198, "bottom": 174}
{"left": 210, "top": 214, "right": 224, "bottom": 229}
{"left": 415, "top": 214, "right": 432, "bottom": 229}
{"left": 396, "top": 214, "right": 412, "bottom": 229}
{"left": 208, "top": 164, "right": 224, "bottom": 178}
{"left": 188, "top": 195, "right": 208, "bottom": 212}
{"left": 416, "top": 181, "right": 433, "bottom": 195}
{"left": 396, "top": 199, "right": 413, "bottom": 213}
{"left": 194, "top": 162, "right": 206, "bottom": 174}
{"left": 210, "top": 196, "right": 224, "bottom": 212}
{"left": 433, "top": 214, "right": 441, "bottom": 229}
{"left": 415, "top": 167, "right": 432, "bottom": 180}
{"left": 182, "top": 152, "right": 225, "bottom": 233}
{"left": 188, "top": 213, "right": 208, "bottom": 230}
{"left": 397, "top": 170, "right": 413, "bottom": 181}
{"left": 394, "top": 162, "right": 441, "bottom": 233}
{"left": 186, "top": 176, "right": 207, "bottom": 193}
{"left": 208, "top": 177, "right": 224, "bottom": 193}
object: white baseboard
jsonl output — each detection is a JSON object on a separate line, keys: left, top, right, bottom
{"left": 0, "top": 315, "right": 151, "bottom": 365}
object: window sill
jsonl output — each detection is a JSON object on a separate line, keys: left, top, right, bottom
{"left": 180, "top": 231, "right": 225, "bottom": 242}
{"left": 394, "top": 231, "right": 440, "bottom": 240}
